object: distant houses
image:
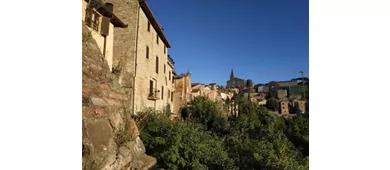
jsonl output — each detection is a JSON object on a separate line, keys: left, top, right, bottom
{"left": 225, "top": 69, "right": 309, "bottom": 115}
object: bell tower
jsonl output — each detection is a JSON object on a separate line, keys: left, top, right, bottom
{"left": 230, "top": 69, "right": 235, "bottom": 80}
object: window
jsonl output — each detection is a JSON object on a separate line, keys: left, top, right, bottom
{"left": 171, "top": 92, "right": 174, "bottom": 102}
{"left": 172, "top": 76, "right": 174, "bottom": 83}
{"left": 156, "top": 34, "right": 159, "bottom": 44}
{"left": 164, "top": 64, "right": 166, "bottom": 73}
{"left": 148, "top": 21, "right": 150, "bottom": 32}
{"left": 85, "top": 8, "right": 100, "bottom": 31}
{"left": 168, "top": 90, "right": 170, "bottom": 98}
{"left": 149, "top": 80, "right": 154, "bottom": 96}
{"left": 161, "top": 86, "right": 164, "bottom": 99}
{"left": 146, "top": 46, "right": 149, "bottom": 59}
{"left": 169, "top": 71, "right": 171, "bottom": 80}
{"left": 156, "top": 56, "right": 159, "bottom": 73}
{"left": 164, "top": 45, "right": 166, "bottom": 54}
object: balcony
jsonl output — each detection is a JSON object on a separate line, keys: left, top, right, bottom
{"left": 147, "top": 89, "right": 160, "bottom": 100}
{"left": 167, "top": 54, "right": 175, "bottom": 67}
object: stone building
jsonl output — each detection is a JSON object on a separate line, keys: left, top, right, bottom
{"left": 172, "top": 73, "right": 191, "bottom": 117}
{"left": 254, "top": 84, "right": 269, "bottom": 93}
{"left": 294, "top": 100, "right": 306, "bottom": 114}
{"left": 190, "top": 83, "right": 204, "bottom": 99}
{"left": 203, "top": 84, "right": 218, "bottom": 102}
{"left": 226, "top": 69, "right": 247, "bottom": 89}
{"left": 82, "top": 0, "right": 127, "bottom": 71}
{"left": 280, "top": 101, "right": 289, "bottom": 115}
{"left": 271, "top": 89, "right": 288, "bottom": 100}
{"left": 106, "top": 0, "right": 175, "bottom": 114}
{"left": 190, "top": 83, "right": 219, "bottom": 102}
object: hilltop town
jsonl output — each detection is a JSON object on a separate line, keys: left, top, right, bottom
{"left": 82, "top": 0, "right": 309, "bottom": 169}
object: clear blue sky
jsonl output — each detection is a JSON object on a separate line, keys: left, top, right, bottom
{"left": 148, "top": 0, "right": 308, "bottom": 86}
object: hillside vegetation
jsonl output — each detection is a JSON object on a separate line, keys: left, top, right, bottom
{"left": 138, "top": 95, "right": 309, "bottom": 170}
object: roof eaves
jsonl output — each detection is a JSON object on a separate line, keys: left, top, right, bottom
{"left": 86, "top": 0, "right": 128, "bottom": 28}
{"left": 139, "top": 0, "right": 171, "bottom": 48}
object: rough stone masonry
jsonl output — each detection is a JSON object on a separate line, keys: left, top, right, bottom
{"left": 82, "top": 21, "right": 156, "bottom": 170}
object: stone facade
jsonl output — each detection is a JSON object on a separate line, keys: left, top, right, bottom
{"left": 275, "top": 89, "right": 288, "bottom": 99}
{"left": 105, "top": 0, "right": 174, "bottom": 114}
{"left": 190, "top": 83, "right": 204, "bottom": 99}
{"left": 82, "top": 0, "right": 127, "bottom": 71}
{"left": 190, "top": 83, "right": 219, "bottom": 102}
{"left": 279, "top": 101, "right": 289, "bottom": 115}
{"left": 82, "top": 21, "right": 155, "bottom": 170}
{"left": 172, "top": 73, "right": 191, "bottom": 116}
{"left": 226, "top": 69, "right": 247, "bottom": 89}
{"left": 132, "top": 3, "right": 174, "bottom": 114}
{"left": 203, "top": 86, "right": 218, "bottom": 102}
{"left": 294, "top": 101, "right": 306, "bottom": 114}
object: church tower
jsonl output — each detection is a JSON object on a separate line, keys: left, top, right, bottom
{"left": 230, "top": 69, "right": 235, "bottom": 80}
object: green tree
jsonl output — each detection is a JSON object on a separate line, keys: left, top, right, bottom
{"left": 266, "top": 97, "right": 280, "bottom": 111}
{"left": 284, "top": 114, "right": 309, "bottom": 157}
{"left": 139, "top": 95, "right": 309, "bottom": 170}
{"left": 140, "top": 110, "right": 236, "bottom": 170}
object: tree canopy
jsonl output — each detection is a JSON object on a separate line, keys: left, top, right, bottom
{"left": 139, "top": 97, "right": 309, "bottom": 170}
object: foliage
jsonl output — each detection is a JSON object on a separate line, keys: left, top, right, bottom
{"left": 140, "top": 110, "right": 235, "bottom": 170}
{"left": 266, "top": 97, "right": 280, "bottom": 111}
{"left": 284, "top": 114, "right": 309, "bottom": 157}
{"left": 141, "top": 97, "right": 309, "bottom": 170}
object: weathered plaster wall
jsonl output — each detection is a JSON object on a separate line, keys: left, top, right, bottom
{"left": 82, "top": 0, "right": 115, "bottom": 71}
{"left": 172, "top": 74, "right": 191, "bottom": 115}
{"left": 133, "top": 5, "right": 174, "bottom": 113}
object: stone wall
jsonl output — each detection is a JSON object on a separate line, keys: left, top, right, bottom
{"left": 82, "top": 21, "right": 155, "bottom": 170}
{"left": 279, "top": 101, "right": 289, "bottom": 115}
{"left": 172, "top": 74, "right": 191, "bottom": 115}
{"left": 294, "top": 101, "right": 306, "bottom": 114}
{"left": 103, "top": 0, "right": 140, "bottom": 115}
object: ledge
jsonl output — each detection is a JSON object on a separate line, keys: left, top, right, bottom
{"left": 147, "top": 95, "right": 160, "bottom": 101}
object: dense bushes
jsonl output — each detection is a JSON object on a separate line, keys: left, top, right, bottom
{"left": 140, "top": 96, "right": 309, "bottom": 170}
{"left": 266, "top": 97, "right": 280, "bottom": 111}
{"left": 139, "top": 111, "right": 234, "bottom": 170}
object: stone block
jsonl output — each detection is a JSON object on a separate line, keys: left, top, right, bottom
{"left": 119, "top": 146, "right": 131, "bottom": 157}
{"left": 109, "top": 112, "right": 123, "bottom": 130}
{"left": 106, "top": 98, "right": 122, "bottom": 107}
{"left": 91, "top": 97, "right": 108, "bottom": 107}
{"left": 128, "top": 119, "right": 140, "bottom": 138}
{"left": 83, "top": 118, "right": 113, "bottom": 153}
{"left": 83, "top": 107, "right": 108, "bottom": 118}
{"left": 109, "top": 91, "right": 128, "bottom": 101}
{"left": 100, "top": 83, "right": 111, "bottom": 89}
{"left": 82, "top": 87, "right": 93, "bottom": 93}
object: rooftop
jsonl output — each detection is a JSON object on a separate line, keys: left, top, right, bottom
{"left": 174, "top": 73, "right": 190, "bottom": 79}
